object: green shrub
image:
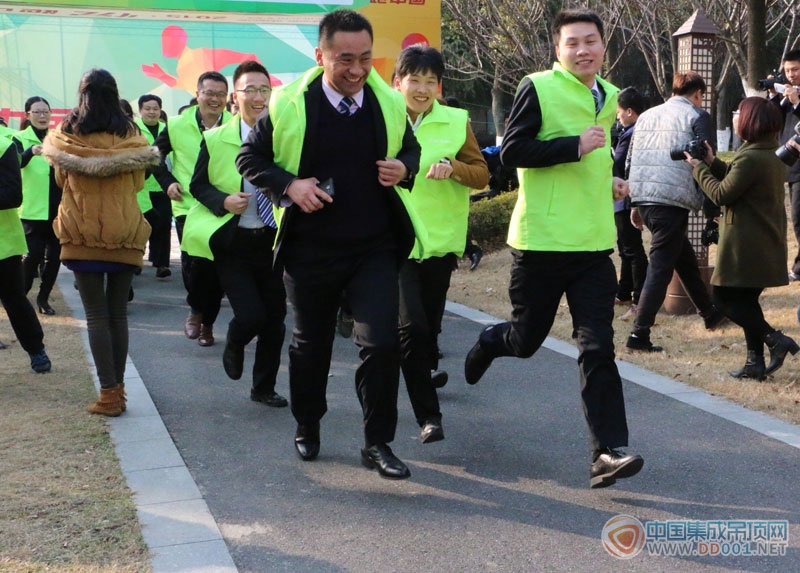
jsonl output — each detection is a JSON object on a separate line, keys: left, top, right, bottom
{"left": 468, "top": 191, "right": 518, "bottom": 250}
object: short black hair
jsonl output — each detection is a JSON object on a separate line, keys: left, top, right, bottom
{"left": 784, "top": 49, "right": 800, "bottom": 64}
{"left": 233, "top": 60, "right": 270, "bottom": 88}
{"left": 395, "top": 45, "right": 444, "bottom": 82}
{"left": 552, "top": 9, "right": 604, "bottom": 43}
{"left": 617, "top": 87, "right": 647, "bottom": 115}
{"left": 197, "top": 71, "right": 228, "bottom": 91}
{"left": 319, "top": 9, "right": 373, "bottom": 48}
{"left": 444, "top": 95, "right": 461, "bottom": 108}
{"left": 138, "top": 94, "right": 162, "bottom": 110}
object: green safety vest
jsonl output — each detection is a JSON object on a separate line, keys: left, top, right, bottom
{"left": 14, "top": 126, "right": 50, "bottom": 221}
{"left": 166, "top": 106, "right": 231, "bottom": 218}
{"left": 269, "top": 66, "right": 427, "bottom": 255}
{"left": 0, "top": 124, "right": 14, "bottom": 139}
{"left": 508, "top": 63, "right": 618, "bottom": 252}
{"left": 181, "top": 115, "right": 242, "bottom": 261}
{"left": 0, "top": 137, "right": 28, "bottom": 260}
{"left": 404, "top": 101, "right": 470, "bottom": 259}
{"left": 134, "top": 117, "right": 166, "bottom": 213}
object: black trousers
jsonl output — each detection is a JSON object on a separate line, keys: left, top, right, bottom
{"left": 614, "top": 209, "right": 648, "bottom": 304}
{"left": 74, "top": 270, "right": 135, "bottom": 389}
{"left": 175, "top": 214, "right": 223, "bottom": 325}
{"left": 283, "top": 247, "right": 400, "bottom": 447}
{"left": 634, "top": 205, "right": 713, "bottom": 337}
{"left": 398, "top": 255, "right": 454, "bottom": 425}
{"left": 147, "top": 192, "right": 172, "bottom": 268}
{"left": 480, "top": 249, "right": 629, "bottom": 451}
{"left": 0, "top": 255, "right": 44, "bottom": 355}
{"left": 712, "top": 286, "right": 772, "bottom": 354}
{"left": 21, "top": 219, "right": 61, "bottom": 301}
{"left": 215, "top": 227, "right": 286, "bottom": 394}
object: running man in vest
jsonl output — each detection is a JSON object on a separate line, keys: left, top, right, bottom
{"left": 153, "top": 72, "right": 231, "bottom": 347}
{"left": 0, "top": 132, "right": 51, "bottom": 373}
{"left": 393, "top": 46, "right": 489, "bottom": 444}
{"left": 463, "top": 9, "right": 644, "bottom": 489}
{"left": 237, "top": 9, "right": 421, "bottom": 480}
{"left": 183, "top": 61, "right": 288, "bottom": 408}
{"left": 136, "top": 94, "right": 171, "bottom": 279}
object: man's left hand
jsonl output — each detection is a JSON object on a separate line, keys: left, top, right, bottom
{"left": 612, "top": 177, "right": 629, "bottom": 201}
{"left": 376, "top": 158, "right": 408, "bottom": 187}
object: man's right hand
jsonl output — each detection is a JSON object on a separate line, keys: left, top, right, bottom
{"left": 166, "top": 182, "right": 183, "bottom": 201}
{"left": 579, "top": 126, "right": 606, "bottom": 156}
{"left": 785, "top": 84, "right": 800, "bottom": 106}
{"left": 286, "top": 177, "right": 333, "bottom": 213}
{"left": 223, "top": 192, "right": 251, "bottom": 215}
{"left": 630, "top": 207, "right": 643, "bottom": 231}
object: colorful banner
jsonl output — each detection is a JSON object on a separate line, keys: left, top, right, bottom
{"left": 0, "top": 1, "right": 440, "bottom": 127}
{"left": 7, "top": 1, "right": 371, "bottom": 15}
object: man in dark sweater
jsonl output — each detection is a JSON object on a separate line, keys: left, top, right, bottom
{"left": 237, "top": 9, "right": 421, "bottom": 480}
{"left": 769, "top": 50, "right": 800, "bottom": 279}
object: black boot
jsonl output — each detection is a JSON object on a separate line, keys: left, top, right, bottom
{"left": 763, "top": 331, "right": 800, "bottom": 376}
{"left": 729, "top": 351, "right": 766, "bottom": 381}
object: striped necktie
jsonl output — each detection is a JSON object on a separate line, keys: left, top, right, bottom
{"left": 337, "top": 96, "right": 355, "bottom": 115}
{"left": 255, "top": 192, "right": 276, "bottom": 228}
{"left": 591, "top": 88, "right": 601, "bottom": 114}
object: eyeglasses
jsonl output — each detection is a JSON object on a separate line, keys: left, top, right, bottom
{"left": 236, "top": 87, "right": 272, "bottom": 97}
{"left": 198, "top": 90, "right": 227, "bottom": 99}
{"left": 29, "top": 110, "right": 51, "bottom": 115}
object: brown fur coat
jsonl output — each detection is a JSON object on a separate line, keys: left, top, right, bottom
{"left": 42, "top": 125, "right": 160, "bottom": 266}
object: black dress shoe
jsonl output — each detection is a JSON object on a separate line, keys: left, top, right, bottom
{"left": 294, "top": 423, "right": 320, "bottom": 461}
{"left": 464, "top": 338, "right": 495, "bottom": 385}
{"left": 764, "top": 330, "right": 800, "bottom": 375}
{"left": 590, "top": 448, "right": 644, "bottom": 489}
{"left": 223, "top": 338, "right": 244, "bottom": 380}
{"left": 625, "top": 335, "right": 663, "bottom": 353}
{"left": 360, "top": 444, "right": 410, "bottom": 479}
{"left": 251, "top": 390, "right": 288, "bottom": 408}
{"left": 36, "top": 298, "right": 55, "bottom": 315}
{"left": 420, "top": 419, "right": 444, "bottom": 444}
{"left": 155, "top": 266, "right": 172, "bottom": 279}
{"left": 431, "top": 370, "right": 448, "bottom": 388}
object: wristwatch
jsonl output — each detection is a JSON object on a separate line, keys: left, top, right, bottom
{"left": 439, "top": 158, "right": 451, "bottom": 166}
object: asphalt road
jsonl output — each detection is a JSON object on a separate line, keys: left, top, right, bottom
{"left": 123, "top": 263, "right": 800, "bottom": 572}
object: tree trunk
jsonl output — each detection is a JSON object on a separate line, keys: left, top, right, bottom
{"left": 492, "top": 71, "right": 512, "bottom": 144}
{"left": 745, "top": 0, "right": 767, "bottom": 96}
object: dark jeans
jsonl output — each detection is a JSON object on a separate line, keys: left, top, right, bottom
{"left": 215, "top": 227, "right": 286, "bottom": 394}
{"left": 147, "top": 192, "right": 172, "bottom": 268}
{"left": 480, "top": 249, "right": 629, "bottom": 451}
{"left": 712, "top": 286, "right": 772, "bottom": 354}
{"left": 614, "top": 209, "right": 648, "bottom": 304}
{"left": 175, "top": 214, "right": 223, "bottom": 325}
{"left": 74, "top": 270, "right": 135, "bottom": 389}
{"left": 0, "top": 255, "right": 44, "bottom": 355}
{"left": 789, "top": 182, "right": 800, "bottom": 275}
{"left": 633, "top": 205, "right": 713, "bottom": 337}
{"left": 283, "top": 247, "right": 400, "bottom": 447}
{"left": 398, "top": 255, "right": 455, "bottom": 426}
{"left": 21, "top": 219, "right": 61, "bottom": 301}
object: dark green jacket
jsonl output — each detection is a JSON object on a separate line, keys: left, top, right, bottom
{"left": 693, "top": 139, "right": 788, "bottom": 288}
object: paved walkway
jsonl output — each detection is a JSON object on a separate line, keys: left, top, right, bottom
{"left": 58, "top": 263, "right": 800, "bottom": 572}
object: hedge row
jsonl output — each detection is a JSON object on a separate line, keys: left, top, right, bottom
{"left": 468, "top": 191, "right": 518, "bottom": 250}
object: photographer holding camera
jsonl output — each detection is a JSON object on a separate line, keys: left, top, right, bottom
{"left": 687, "top": 97, "right": 798, "bottom": 379}
{"left": 767, "top": 50, "right": 800, "bottom": 280}
{"left": 625, "top": 71, "right": 726, "bottom": 352}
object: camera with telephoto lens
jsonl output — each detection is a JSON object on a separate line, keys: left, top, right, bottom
{"left": 776, "top": 121, "right": 800, "bottom": 166}
{"left": 669, "top": 138, "right": 707, "bottom": 161}
{"left": 701, "top": 218, "right": 719, "bottom": 246}
{"left": 757, "top": 72, "right": 788, "bottom": 91}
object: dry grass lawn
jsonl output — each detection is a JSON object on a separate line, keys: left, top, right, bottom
{"left": 0, "top": 289, "right": 150, "bottom": 572}
{"left": 450, "top": 203, "right": 800, "bottom": 427}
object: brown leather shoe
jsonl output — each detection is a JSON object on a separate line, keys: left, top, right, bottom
{"left": 198, "top": 324, "right": 214, "bottom": 346}
{"left": 184, "top": 312, "right": 202, "bottom": 339}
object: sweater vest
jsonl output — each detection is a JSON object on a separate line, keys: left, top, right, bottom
{"left": 0, "top": 138, "right": 27, "bottom": 260}
{"left": 269, "top": 66, "right": 428, "bottom": 256}
{"left": 404, "top": 101, "right": 470, "bottom": 259}
{"left": 508, "top": 64, "right": 617, "bottom": 252}
{"left": 14, "top": 126, "right": 51, "bottom": 221}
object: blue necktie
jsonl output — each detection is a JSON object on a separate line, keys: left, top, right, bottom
{"left": 255, "top": 192, "right": 276, "bottom": 228}
{"left": 337, "top": 96, "right": 355, "bottom": 115}
{"left": 591, "top": 89, "right": 601, "bottom": 114}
